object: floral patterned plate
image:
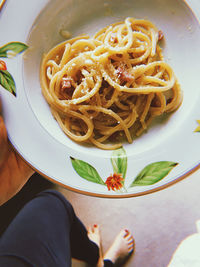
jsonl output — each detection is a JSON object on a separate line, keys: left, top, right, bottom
{"left": 0, "top": 0, "right": 200, "bottom": 197}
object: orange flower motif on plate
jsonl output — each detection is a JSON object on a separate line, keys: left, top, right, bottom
{"left": 0, "top": 60, "right": 7, "bottom": 70}
{"left": 70, "top": 147, "right": 179, "bottom": 193}
{"left": 105, "top": 173, "right": 124, "bottom": 191}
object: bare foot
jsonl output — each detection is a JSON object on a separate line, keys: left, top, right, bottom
{"left": 88, "top": 224, "right": 104, "bottom": 267}
{"left": 103, "top": 229, "right": 135, "bottom": 266}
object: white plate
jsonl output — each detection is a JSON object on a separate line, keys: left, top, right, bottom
{"left": 0, "top": 0, "right": 200, "bottom": 197}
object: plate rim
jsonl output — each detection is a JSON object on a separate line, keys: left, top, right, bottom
{"left": 1, "top": 0, "right": 200, "bottom": 198}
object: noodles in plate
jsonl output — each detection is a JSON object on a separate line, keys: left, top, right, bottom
{"left": 40, "top": 17, "right": 182, "bottom": 150}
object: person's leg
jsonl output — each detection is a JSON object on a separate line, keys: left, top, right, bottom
{"left": 69, "top": 206, "right": 100, "bottom": 264}
{"left": 103, "top": 259, "right": 114, "bottom": 267}
{"left": 0, "top": 255, "right": 32, "bottom": 267}
{"left": 0, "top": 189, "right": 99, "bottom": 267}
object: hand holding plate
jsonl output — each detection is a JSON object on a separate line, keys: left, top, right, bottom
{"left": 0, "top": 101, "right": 34, "bottom": 205}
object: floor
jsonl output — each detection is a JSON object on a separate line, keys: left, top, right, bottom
{"left": 1, "top": 169, "right": 200, "bottom": 267}
{"left": 57, "top": 168, "right": 200, "bottom": 267}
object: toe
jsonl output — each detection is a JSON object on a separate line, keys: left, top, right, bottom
{"left": 93, "top": 224, "right": 100, "bottom": 233}
{"left": 88, "top": 226, "right": 93, "bottom": 234}
{"left": 123, "top": 229, "right": 130, "bottom": 237}
{"left": 128, "top": 239, "right": 135, "bottom": 253}
{"left": 128, "top": 235, "right": 134, "bottom": 242}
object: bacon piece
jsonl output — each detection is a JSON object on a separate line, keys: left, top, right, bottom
{"left": 61, "top": 77, "right": 73, "bottom": 91}
{"left": 116, "top": 66, "right": 134, "bottom": 82}
{"left": 158, "top": 30, "right": 164, "bottom": 41}
{"left": 60, "top": 77, "right": 74, "bottom": 99}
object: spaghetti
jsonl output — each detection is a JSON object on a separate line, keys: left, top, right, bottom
{"left": 40, "top": 17, "right": 182, "bottom": 150}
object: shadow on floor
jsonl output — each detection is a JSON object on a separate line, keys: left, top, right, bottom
{"left": 0, "top": 173, "right": 54, "bottom": 236}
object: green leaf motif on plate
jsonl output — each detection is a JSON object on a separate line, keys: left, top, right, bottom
{"left": 0, "top": 70, "right": 16, "bottom": 96}
{"left": 0, "top": 42, "right": 28, "bottom": 58}
{"left": 111, "top": 147, "right": 127, "bottom": 182}
{"left": 70, "top": 157, "right": 105, "bottom": 185}
{"left": 69, "top": 150, "right": 179, "bottom": 192}
{"left": 0, "top": 42, "right": 28, "bottom": 96}
{"left": 130, "top": 161, "right": 178, "bottom": 187}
